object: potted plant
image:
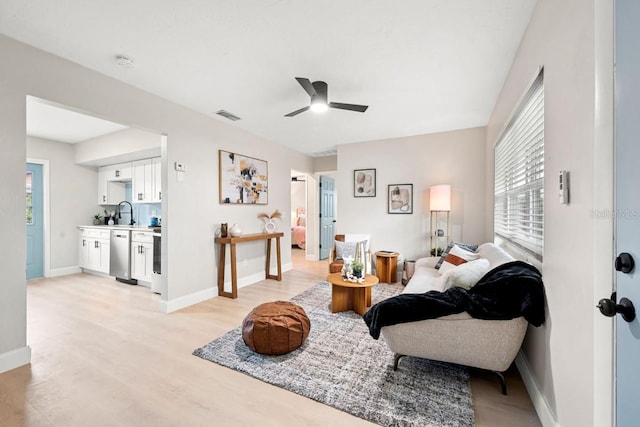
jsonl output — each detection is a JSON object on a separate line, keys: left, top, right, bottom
{"left": 430, "top": 247, "right": 445, "bottom": 257}
{"left": 352, "top": 260, "right": 364, "bottom": 278}
{"left": 93, "top": 214, "right": 103, "bottom": 225}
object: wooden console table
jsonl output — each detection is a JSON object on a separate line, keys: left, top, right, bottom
{"left": 215, "top": 232, "right": 284, "bottom": 299}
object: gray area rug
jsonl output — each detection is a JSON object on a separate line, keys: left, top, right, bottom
{"left": 193, "top": 282, "right": 474, "bottom": 427}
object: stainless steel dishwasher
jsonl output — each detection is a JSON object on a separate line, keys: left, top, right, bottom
{"left": 110, "top": 229, "right": 136, "bottom": 284}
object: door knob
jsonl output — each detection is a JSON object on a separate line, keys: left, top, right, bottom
{"left": 597, "top": 297, "right": 636, "bottom": 322}
{"left": 615, "top": 252, "right": 635, "bottom": 273}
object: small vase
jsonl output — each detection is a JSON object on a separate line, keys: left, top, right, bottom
{"left": 229, "top": 224, "right": 242, "bottom": 237}
{"left": 264, "top": 219, "right": 276, "bottom": 233}
{"left": 353, "top": 269, "right": 363, "bottom": 279}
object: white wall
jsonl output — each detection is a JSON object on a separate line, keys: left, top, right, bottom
{"left": 485, "top": 0, "right": 612, "bottom": 425}
{"left": 75, "top": 127, "right": 161, "bottom": 166}
{"left": 336, "top": 127, "right": 486, "bottom": 261}
{"left": 26, "top": 137, "right": 98, "bottom": 274}
{"left": 0, "top": 34, "right": 314, "bottom": 372}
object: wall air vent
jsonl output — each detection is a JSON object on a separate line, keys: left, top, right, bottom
{"left": 216, "top": 110, "right": 241, "bottom": 121}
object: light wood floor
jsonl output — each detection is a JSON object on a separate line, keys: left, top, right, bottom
{"left": 0, "top": 248, "right": 541, "bottom": 426}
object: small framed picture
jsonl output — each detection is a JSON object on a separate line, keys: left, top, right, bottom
{"left": 388, "top": 184, "right": 413, "bottom": 214}
{"left": 354, "top": 169, "right": 376, "bottom": 197}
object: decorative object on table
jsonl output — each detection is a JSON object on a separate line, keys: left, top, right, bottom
{"left": 193, "top": 281, "right": 474, "bottom": 427}
{"left": 257, "top": 209, "right": 282, "bottom": 233}
{"left": 351, "top": 260, "right": 364, "bottom": 278}
{"left": 218, "top": 150, "right": 268, "bottom": 205}
{"left": 220, "top": 223, "right": 228, "bottom": 237}
{"left": 353, "top": 168, "right": 376, "bottom": 197}
{"left": 241, "top": 301, "right": 310, "bottom": 355}
{"left": 93, "top": 214, "right": 102, "bottom": 225}
{"left": 229, "top": 223, "right": 243, "bottom": 237}
{"left": 429, "top": 184, "right": 451, "bottom": 256}
{"left": 387, "top": 184, "right": 413, "bottom": 214}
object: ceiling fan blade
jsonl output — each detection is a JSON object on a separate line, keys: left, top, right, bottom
{"left": 329, "top": 102, "right": 369, "bottom": 113}
{"left": 284, "top": 106, "right": 310, "bottom": 117}
{"left": 295, "top": 77, "right": 317, "bottom": 97}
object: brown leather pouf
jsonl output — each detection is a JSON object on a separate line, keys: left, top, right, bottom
{"left": 242, "top": 301, "right": 310, "bottom": 355}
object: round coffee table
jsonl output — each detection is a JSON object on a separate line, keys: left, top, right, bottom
{"left": 326, "top": 272, "right": 379, "bottom": 315}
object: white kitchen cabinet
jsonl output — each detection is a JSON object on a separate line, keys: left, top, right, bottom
{"left": 103, "top": 163, "right": 132, "bottom": 181}
{"left": 152, "top": 157, "right": 162, "bottom": 203}
{"left": 132, "top": 159, "right": 154, "bottom": 203}
{"left": 98, "top": 166, "right": 126, "bottom": 205}
{"left": 131, "top": 230, "right": 153, "bottom": 283}
{"left": 78, "top": 227, "right": 111, "bottom": 274}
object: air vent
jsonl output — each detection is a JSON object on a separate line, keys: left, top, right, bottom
{"left": 216, "top": 110, "right": 241, "bottom": 121}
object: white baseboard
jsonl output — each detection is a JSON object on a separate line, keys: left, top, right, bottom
{"left": 0, "top": 346, "right": 31, "bottom": 374}
{"left": 515, "top": 351, "right": 558, "bottom": 427}
{"left": 160, "top": 263, "right": 294, "bottom": 313}
{"left": 160, "top": 287, "right": 218, "bottom": 313}
{"left": 48, "top": 266, "right": 82, "bottom": 277}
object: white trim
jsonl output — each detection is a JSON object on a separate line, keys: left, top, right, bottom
{"left": 515, "top": 351, "right": 558, "bottom": 427}
{"left": 160, "top": 287, "right": 218, "bottom": 313}
{"left": 160, "top": 263, "right": 294, "bottom": 313}
{"left": 0, "top": 346, "right": 31, "bottom": 374}
{"left": 49, "top": 266, "right": 82, "bottom": 277}
{"left": 27, "top": 158, "right": 50, "bottom": 278}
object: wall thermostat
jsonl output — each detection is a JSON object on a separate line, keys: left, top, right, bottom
{"left": 559, "top": 170, "right": 569, "bottom": 204}
{"left": 174, "top": 162, "right": 186, "bottom": 172}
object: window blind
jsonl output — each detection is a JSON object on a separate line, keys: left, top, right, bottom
{"left": 494, "top": 72, "right": 544, "bottom": 261}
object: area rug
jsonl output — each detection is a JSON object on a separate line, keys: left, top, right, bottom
{"left": 193, "top": 282, "right": 474, "bottom": 427}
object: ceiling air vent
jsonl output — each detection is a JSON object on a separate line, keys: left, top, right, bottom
{"left": 216, "top": 110, "right": 241, "bottom": 121}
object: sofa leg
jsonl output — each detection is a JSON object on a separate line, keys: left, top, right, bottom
{"left": 492, "top": 370, "right": 507, "bottom": 395}
{"left": 393, "top": 354, "right": 405, "bottom": 371}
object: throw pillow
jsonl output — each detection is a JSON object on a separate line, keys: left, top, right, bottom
{"left": 438, "top": 245, "right": 480, "bottom": 275}
{"left": 442, "top": 258, "right": 490, "bottom": 290}
{"left": 434, "top": 241, "right": 479, "bottom": 269}
{"left": 335, "top": 240, "right": 357, "bottom": 260}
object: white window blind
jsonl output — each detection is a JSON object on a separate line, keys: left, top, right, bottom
{"left": 494, "top": 71, "right": 544, "bottom": 261}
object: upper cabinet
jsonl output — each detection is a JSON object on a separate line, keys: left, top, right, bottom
{"left": 132, "top": 158, "right": 161, "bottom": 203}
{"left": 98, "top": 158, "right": 160, "bottom": 205}
{"left": 98, "top": 165, "right": 126, "bottom": 205}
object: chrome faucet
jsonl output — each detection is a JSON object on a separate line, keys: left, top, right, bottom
{"left": 117, "top": 201, "right": 135, "bottom": 226}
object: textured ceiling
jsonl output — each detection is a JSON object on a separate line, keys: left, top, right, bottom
{"left": 1, "top": 0, "right": 537, "bottom": 156}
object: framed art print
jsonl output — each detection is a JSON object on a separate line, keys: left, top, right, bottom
{"left": 388, "top": 184, "right": 413, "bottom": 214}
{"left": 354, "top": 169, "right": 376, "bottom": 197}
{"left": 219, "top": 150, "right": 268, "bottom": 204}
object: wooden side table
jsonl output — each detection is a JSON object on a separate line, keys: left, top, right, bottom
{"left": 326, "top": 273, "right": 379, "bottom": 315}
{"left": 375, "top": 251, "right": 399, "bottom": 283}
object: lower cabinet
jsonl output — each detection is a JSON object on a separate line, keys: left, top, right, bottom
{"left": 79, "top": 228, "right": 111, "bottom": 274}
{"left": 131, "top": 231, "right": 154, "bottom": 283}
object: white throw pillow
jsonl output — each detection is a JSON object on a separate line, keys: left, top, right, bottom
{"left": 441, "top": 258, "right": 491, "bottom": 290}
{"left": 438, "top": 245, "right": 480, "bottom": 275}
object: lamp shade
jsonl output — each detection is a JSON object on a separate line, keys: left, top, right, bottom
{"left": 429, "top": 185, "right": 451, "bottom": 211}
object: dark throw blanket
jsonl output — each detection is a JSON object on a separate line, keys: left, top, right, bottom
{"left": 363, "top": 260, "right": 545, "bottom": 339}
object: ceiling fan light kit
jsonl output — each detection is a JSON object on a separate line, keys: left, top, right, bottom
{"left": 285, "top": 77, "right": 368, "bottom": 117}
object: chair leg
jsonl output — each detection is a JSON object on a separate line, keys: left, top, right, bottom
{"left": 393, "top": 353, "right": 405, "bottom": 371}
{"left": 492, "top": 370, "right": 507, "bottom": 395}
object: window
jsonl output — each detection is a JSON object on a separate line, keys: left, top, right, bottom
{"left": 494, "top": 71, "right": 544, "bottom": 261}
{"left": 26, "top": 171, "right": 33, "bottom": 224}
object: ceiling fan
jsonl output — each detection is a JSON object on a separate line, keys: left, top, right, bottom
{"left": 284, "top": 77, "right": 369, "bottom": 117}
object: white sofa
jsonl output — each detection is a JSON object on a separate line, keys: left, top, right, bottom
{"left": 380, "top": 243, "right": 528, "bottom": 394}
